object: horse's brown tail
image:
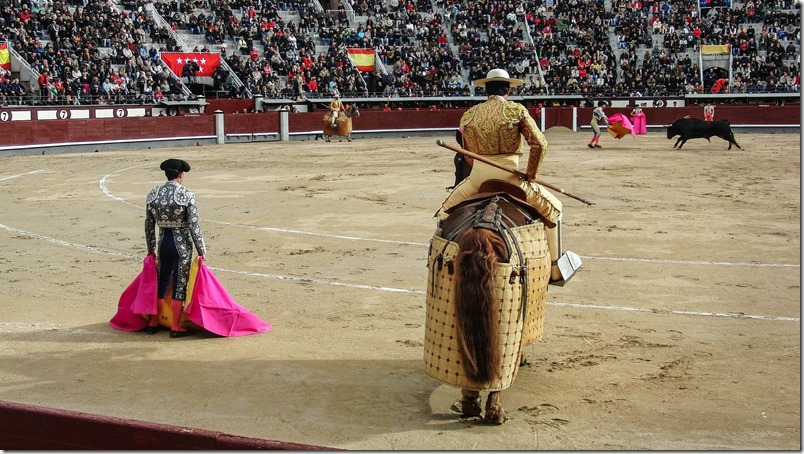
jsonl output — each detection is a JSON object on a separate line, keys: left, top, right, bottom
{"left": 455, "top": 227, "right": 506, "bottom": 384}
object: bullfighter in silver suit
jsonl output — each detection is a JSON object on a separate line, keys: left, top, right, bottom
{"left": 145, "top": 158, "right": 206, "bottom": 338}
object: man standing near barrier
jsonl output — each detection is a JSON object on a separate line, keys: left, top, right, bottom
{"left": 437, "top": 68, "right": 569, "bottom": 283}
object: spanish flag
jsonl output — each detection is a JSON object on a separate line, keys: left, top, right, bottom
{"left": 0, "top": 43, "right": 10, "bottom": 71}
{"left": 347, "top": 48, "right": 375, "bottom": 72}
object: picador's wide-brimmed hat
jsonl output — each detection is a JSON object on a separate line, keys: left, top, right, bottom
{"left": 473, "top": 68, "right": 523, "bottom": 88}
{"left": 160, "top": 158, "right": 191, "bottom": 172}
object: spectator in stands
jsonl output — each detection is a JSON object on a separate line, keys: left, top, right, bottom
{"left": 182, "top": 59, "right": 199, "bottom": 83}
{"left": 37, "top": 71, "right": 49, "bottom": 101}
{"left": 1, "top": 0, "right": 800, "bottom": 103}
{"left": 307, "top": 76, "right": 319, "bottom": 98}
{"left": 7, "top": 77, "right": 25, "bottom": 104}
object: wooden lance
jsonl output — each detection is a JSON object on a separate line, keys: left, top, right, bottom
{"left": 436, "top": 139, "right": 595, "bottom": 206}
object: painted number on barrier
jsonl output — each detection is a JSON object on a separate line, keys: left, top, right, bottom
{"left": 59, "top": 109, "right": 70, "bottom": 119}
{"left": 116, "top": 108, "right": 126, "bottom": 118}
{"left": 0, "top": 111, "right": 8, "bottom": 122}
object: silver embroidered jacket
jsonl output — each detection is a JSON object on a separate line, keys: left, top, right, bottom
{"left": 145, "top": 181, "right": 206, "bottom": 301}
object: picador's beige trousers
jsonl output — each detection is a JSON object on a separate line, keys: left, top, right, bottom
{"left": 439, "top": 154, "right": 563, "bottom": 280}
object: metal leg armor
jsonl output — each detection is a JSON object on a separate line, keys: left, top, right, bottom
{"left": 548, "top": 220, "right": 583, "bottom": 286}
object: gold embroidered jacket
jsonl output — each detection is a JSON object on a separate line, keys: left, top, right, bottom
{"left": 459, "top": 96, "right": 547, "bottom": 180}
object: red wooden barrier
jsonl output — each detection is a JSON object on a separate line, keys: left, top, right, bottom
{"left": 0, "top": 400, "right": 336, "bottom": 450}
{"left": 0, "top": 103, "right": 798, "bottom": 150}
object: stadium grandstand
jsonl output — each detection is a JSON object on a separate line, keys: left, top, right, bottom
{"left": 0, "top": 0, "right": 799, "bottom": 109}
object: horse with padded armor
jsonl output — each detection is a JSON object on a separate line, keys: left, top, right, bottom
{"left": 425, "top": 179, "right": 553, "bottom": 424}
{"left": 322, "top": 105, "right": 360, "bottom": 142}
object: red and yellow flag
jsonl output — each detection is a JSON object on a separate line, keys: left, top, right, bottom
{"left": 0, "top": 43, "right": 10, "bottom": 71}
{"left": 347, "top": 48, "right": 375, "bottom": 72}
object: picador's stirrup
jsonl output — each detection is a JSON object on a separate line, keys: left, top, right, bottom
{"left": 549, "top": 251, "right": 583, "bottom": 286}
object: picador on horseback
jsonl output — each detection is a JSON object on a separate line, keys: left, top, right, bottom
{"left": 322, "top": 92, "right": 360, "bottom": 142}
{"left": 328, "top": 92, "right": 343, "bottom": 128}
{"left": 437, "top": 68, "right": 575, "bottom": 285}
{"left": 425, "top": 68, "right": 583, "bottom": 424}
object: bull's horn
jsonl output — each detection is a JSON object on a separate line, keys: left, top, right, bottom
{"left": 664, "top": 124, "right": 672, "bottom": 127}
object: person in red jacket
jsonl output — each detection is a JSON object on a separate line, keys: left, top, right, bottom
{"left": 37, "top": 71, "right": 49, "bottom": 102}
{"left": 307, "top": 77, "right": 319, "bottom": 98}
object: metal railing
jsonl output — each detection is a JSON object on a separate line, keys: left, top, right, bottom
{"left": 522, "top": 17, "right": 550, "bottom": 96}
{"left": 0, "top": 90, "right": 161, "bottom": 107}
{"left": 219, "top": 58, "right": 252, "bottom": 98}
{"left": 145, "top": 3, "right": 193, "bottom": 99}
{"left": 145, "top": 3, "right": 189, "bottom": 50}
{"left": 6, "top": 41, "right": 39, "bottom": 88}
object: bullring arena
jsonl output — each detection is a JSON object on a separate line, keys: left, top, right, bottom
{"left": 0, "top": 114, "right": 799, "bottom": 449}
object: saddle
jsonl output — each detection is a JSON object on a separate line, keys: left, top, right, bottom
{"left": 437, "top": 180, "right": 539, "bottom": 298}
{"left": 449, "top": 180, "right": 538, "bottom": 215}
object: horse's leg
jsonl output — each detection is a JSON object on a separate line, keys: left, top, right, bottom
{"left": 455, "top": 389, "right": 482, "bottom": 417}
{"left": 484, "top": 391, "right": 506, "bottom": 425}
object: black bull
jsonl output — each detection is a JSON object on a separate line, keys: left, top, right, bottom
{"left": 666, "top": 118, "right": 742, "bottom": 150}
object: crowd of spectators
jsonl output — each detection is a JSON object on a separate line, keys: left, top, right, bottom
{"left": 0, "top": 0, "right": 799, "bottom": 106}
{"left": 0, "top": 0, "right": 192, "bottom": 106}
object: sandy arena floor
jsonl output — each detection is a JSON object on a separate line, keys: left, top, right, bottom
{"left": 0, "top": 129, "right": 800, "bottom": 450}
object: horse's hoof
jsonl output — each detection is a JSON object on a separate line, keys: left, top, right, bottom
{"left": 454, "top": 398, "right": 482, "bottom": 418}
{"left": 484, "top": 409, "right": 506, "bottom": 425}
{"left": 484, "top": 394, "right": 506, "bottom": 424}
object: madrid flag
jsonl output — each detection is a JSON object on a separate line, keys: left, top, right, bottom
{"left": 160, "top": 52, "right": 221, "bottom": 77}
{"left": 0, "top": 43, "right": 10, "bottom": 71}
{"left": 347, "top": 48, "right": 375, "bottom": 72}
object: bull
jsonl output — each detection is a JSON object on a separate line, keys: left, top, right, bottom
{"left": 666, "top": 117, "right": 742, "bottom": 150}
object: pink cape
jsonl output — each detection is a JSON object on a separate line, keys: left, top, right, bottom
{"left": 109, "top": 255, "right": 157, "bottom": 331}
{"left": 110, "top": 256, "right": 271, "bottom": 337}
{"left": 631, "top": 112, "right": 647, "bottom": 134}
{"left": 607, "top": 113, "right": 637, "bottom": 139}
{"left": 184, "top": 258, "right": 271, "bottom": 337}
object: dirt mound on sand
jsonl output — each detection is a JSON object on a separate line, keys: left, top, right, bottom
{"left": 544, "top": 126, "right": 575, "bottom": 135}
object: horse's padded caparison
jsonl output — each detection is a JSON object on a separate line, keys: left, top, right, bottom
{"left": 424, "top": 192, "right": 551, "bottom": 391}
{"left": 322, "top": 105, "right": 360, "bottom": 141}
